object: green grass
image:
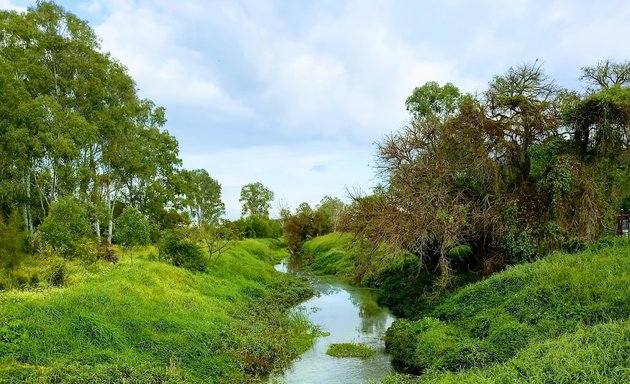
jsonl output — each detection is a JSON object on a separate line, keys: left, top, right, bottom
{"left": 382, "top": 241, "right": 630, "bottom": 382}
{"left": 0, "top": 239, "right": 315, "bottom": 383}
{"left": 300, "top": 233, "right": 357, "bottom": 277}
{"left": 326, "top": 343, "right": 376, "bottom": 359}
{"left": 378, "top": 319, "right": 630, "bottom": 384}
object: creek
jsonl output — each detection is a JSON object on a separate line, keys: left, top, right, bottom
{"left": 269, "top": 257, "right": 396, "bottom": 384}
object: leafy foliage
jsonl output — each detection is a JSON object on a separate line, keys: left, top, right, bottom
{"left": 158, "top": 232, "right": 207, "bottom": 272}
{"left": 113, "top": 207, "right": 150, "bottom": 248}
{"left": 239, "top": 182, "right": 274, "bottom": 219}
{"left": 344, "top": 61, "right": 630, "bottom": 287}
{"left": 283, "top": 198, "right": 346, "bottom": 253}
{"left": 179, "top": 169, "right": 225, "bottom": 227}
{"left": 0, "top": 2, "right": 224, "bottom": 250}
{"left": 0, "top": 211, "right": 28, "bottom": 270}
{"left": 233, "top": 215, "right": 282, "bottom": 239}
{"left": 37, "top": 197, "right": 94, "bottom": 259}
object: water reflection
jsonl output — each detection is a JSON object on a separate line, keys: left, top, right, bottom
{"left": 270, "top": 258, "right": 396, "bottom": 384}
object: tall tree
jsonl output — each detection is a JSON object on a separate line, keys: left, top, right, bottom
{"left": 0, "top": 2, "right": 182, "bottom": 244}
{"left": 180, "top": 169, "right": 225, "bottom": 227}
{"left": 239, "top": 182, "right": 274, "bottom": 219}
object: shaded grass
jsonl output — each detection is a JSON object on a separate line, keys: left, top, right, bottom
{"left": 383, "top": 243, "right": 630, "bottom": 379}
{"left": 0, "top": 239, "right": 314, "bottom": 383}
{"left": 326, "top": 343, "right": 376, "bottom": 359}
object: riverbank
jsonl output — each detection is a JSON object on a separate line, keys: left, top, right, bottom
{"left": 0, "top": 239, "right": 315, "bottom": 383}
{"left": 300, "top": 234, "right": 630, "bottom": 383}
{"left": 299, "top": 233, "right": 458, "bottom": 319}
{"left": 380, "top": 239, "right": 630, "bottom": 382}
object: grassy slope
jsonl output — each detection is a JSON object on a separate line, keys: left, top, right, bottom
{"left": 382, "top": 241, "right": 630, "bottom": 382}
{"left": 0, "top": 239, "right": 314, "bottom": 383}
{"left": 300, "top": 233, "right": 357, "bottom": 277}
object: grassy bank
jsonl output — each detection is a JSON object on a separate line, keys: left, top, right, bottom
{"left": 300, "top": 233, "right": 460, "bottom": 318}
{"left": 381, "top": 240, "right": 630, "bottom": 382}
{"left": 301, "top": 235, "right": 630, "bottom": 382}
{"left": 300, "top": 233, "right": 357, "bottom": 277}
{"left": 0, "top": 239, "right": 315, "bottom": 383}
{"left": 380, "top": 319, "right": 629, "bottom": 384}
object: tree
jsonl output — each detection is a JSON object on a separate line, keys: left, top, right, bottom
{"left": 315, "top": 196, "right": 345, "bottom": 232}
{"left": 179, "top": 169, "right": 225, "bottom": 227}
{"left": 484, "top": 62, "right": 562, "bottom": 185}
{"left": 283, "top": 203, "right": 315, "bottom": 253}
{"left": 406, "top": 81, "right": 461, "bottom": 121}
{"left": 581, "top": 60, "right": 630, "bottom": 93}
{"left": 113, "top": 206, "right": 150, "bottom": 265}
{"left": 0, "top": 2, "right": 182, "bottom": 246}
{"left": 239, "top": 182, "right": 274, "bottom": 218}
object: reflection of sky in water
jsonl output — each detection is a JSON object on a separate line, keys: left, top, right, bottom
{"left": 271, "top": 261, "right": 396, "bottom": 384}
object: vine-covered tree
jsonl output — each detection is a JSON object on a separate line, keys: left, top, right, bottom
{"left": 344, "top": 61, "right": 630, "bottom": 286}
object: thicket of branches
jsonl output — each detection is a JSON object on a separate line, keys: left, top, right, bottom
{"left": 343, "top": 61, "right": 630, "bottom": 285}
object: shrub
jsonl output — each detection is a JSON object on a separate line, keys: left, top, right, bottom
{"left": 37, "top": 197, "right": 94, "bottom": 259}
{"left": 114, "top": 207, "right": 151, "bottom": 248}
{"left": 159, "top": 233, "right": 207, "bottom": 272}
{"left": 97, "top": 245, "right": 118, "bottom": 263}
{"left": 48, "top": 263, "right": 67, "bottom": 287}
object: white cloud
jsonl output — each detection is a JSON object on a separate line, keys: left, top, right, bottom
{"left": 221, "top": 1, "right": 460, "bottom": 142}
{"left": 91, "top": 1, "right": 250, "bottom": 117}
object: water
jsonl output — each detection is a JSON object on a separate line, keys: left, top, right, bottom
{"left": 270, "top": 259, "right": 396, "bottom": 384}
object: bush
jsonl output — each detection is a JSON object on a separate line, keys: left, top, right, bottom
{"left": 159, "top": 233, "right": 207, "bottom": 272}
{"left": 48, "top": 263, "right": 67, "bottom": 287}
{"left": 37, "top": 197, "right": 94, "bottom": 259}
{"left": 114, "top": 207, "right": 151, "bottom": 248}
{"left": 97, "top": 245, "right": 118, "bottom": 263}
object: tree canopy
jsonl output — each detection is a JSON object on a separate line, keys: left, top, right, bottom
{"left": 0, "top": 2, "right": 225, "bottom": 251}
{"left": 239, "top": 182, "right": 274, "bottom": 219}
{"left": 344, "top": 61, "right": 630, "bottom": 285}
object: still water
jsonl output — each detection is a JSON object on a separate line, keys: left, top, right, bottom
{"left": 269, "top": 259, "right": 396, "bottom": 384}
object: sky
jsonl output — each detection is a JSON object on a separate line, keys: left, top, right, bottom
{"left": 2, "top": 0, "right": 629, "bottom": 218}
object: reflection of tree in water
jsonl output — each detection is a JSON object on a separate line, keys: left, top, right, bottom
{"left": 347, "top": 287, "right": 391, "bottom": 336}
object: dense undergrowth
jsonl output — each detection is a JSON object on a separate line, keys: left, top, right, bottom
{"left": 0, "top": 239, "right": 315, "bottom": 383}
{"left": 378, "top": 238, "right": 630, "bottom": 383}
